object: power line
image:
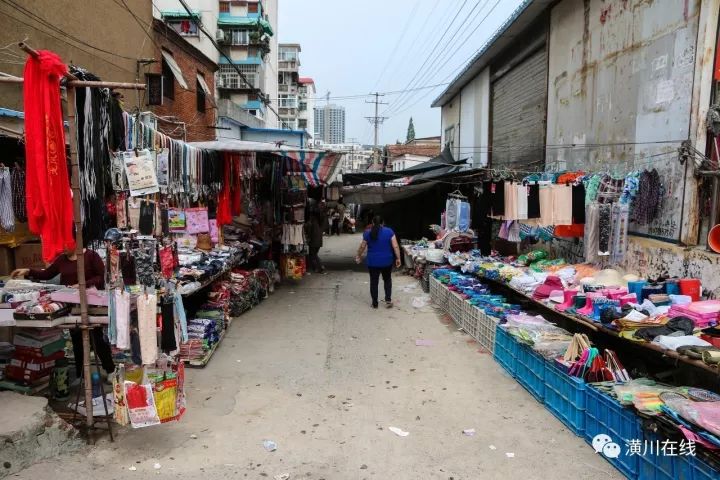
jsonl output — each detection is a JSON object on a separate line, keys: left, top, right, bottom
{"left": 265, "top": 82, "right": 452, "bottom": 102}
{"left": 386, "top": 0, "right": 497, "bottom": 116}
{"left": 382, "top": 0, "right": 474, "bottom": 116}
{"left": 388, "top": 0, "right": 500, "bottom": 116}
{"left": 365, "top": 92, "right": 389, "bottom": 149}
{"left": 0, "top": 8, "right": 136, "bottom": 74}
{"left": 0, "top": 0, "right": 139, "bottom": 61}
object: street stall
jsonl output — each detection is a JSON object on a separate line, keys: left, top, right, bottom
{"left": 395, "top": 165, "right": 720, "bottom": 478}
{"left": 0, "top": 45, "right": 340, "bottom": 438}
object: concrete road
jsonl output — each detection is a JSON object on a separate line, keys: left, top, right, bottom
{"left": 14, "top": 234, "right": 622, "bottom": 479}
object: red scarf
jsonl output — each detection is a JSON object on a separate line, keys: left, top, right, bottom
{"left": 216, "top": 153, "right": 232, "bottom": 226}
{"left": 23, "top": 51, "right": 75, "bottom": 262}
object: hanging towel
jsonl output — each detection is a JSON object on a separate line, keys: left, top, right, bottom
{"left": 538, "top": 184, "right": 554, "bottom": 226}
{"left": 551, "top": 184, "right": 573, "bottom": 225}
{"left": 115, "top": 289, "right": 131, "bottom": 350}
{"left": 516, "top": 184, "right": 528, "bottom": 221}
{"left": 584, "top": 203, "right": 600, "bottom": 263}
{"left": 137, "top": 292, "right": 157, "bottom": 365}
{"left": 160, "top": 300, "right": 177, "bottom": 353}
{"left": 174, "top": 291, "right": 188, "bottom": 343}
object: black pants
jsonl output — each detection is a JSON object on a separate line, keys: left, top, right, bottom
{"left": 331, "top": 218, "right": 340, "bottom": 235}
{"left": 368, "top": 265, "right": 392, "bottom": 305}
{"left": 308, "top": 246, "right": 323, "bottom": 272}
{"left": 70, "top": 327, "right": 115, "bottom": 378}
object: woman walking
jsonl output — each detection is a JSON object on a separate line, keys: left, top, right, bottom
{"left": 355, "top": 215, "right": 401, "bottom": 308}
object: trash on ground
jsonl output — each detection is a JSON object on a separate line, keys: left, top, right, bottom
{"left": 274, "top": 474, "right": 290, "bottom": 480}
{"left": 263, "top": 440, "right": 278, "bottom": 451}
{"left": 153, "top": 463, "right": 162, "bottom": 470}
{"left": 388, "top": 426, "right": 409, "bottom": 437}
{"left": 401, "top": 284, "right": 418, "bottom": 292}
{"left": 462, "top": 429, "right": 476, "bottom": 436}
{"left": 505, "top": 452, "right": 515, "bottom": 458}
{"left": 411, "top": 295, "right": 430, "bottom": 308}
{"left": 415, "top": 339, "right": 434, "bottom": 346}
{"left": 190, "top": 434, "right": 198, "bottom": 439}
{"left": 489, "top": 445, "right": 497, "bottom": 450}
{"left": 129, "top": 466, "right": 137, "bottom": 471}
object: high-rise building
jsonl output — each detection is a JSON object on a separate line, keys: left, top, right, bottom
{"left": 297, "top": 77, "right": 315, "bottom": 140}
{"left": 152, "top": 0, "right": 278, "bottom": 133}
{"left": 314, "top": 104, "right": 345, "bottom": 144}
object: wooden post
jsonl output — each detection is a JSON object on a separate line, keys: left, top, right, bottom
{"left": 65, "top": 85, "right": 94, "bottom": 431}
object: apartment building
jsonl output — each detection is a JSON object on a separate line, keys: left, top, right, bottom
{"left": 277, "top": 43, "right": 301, "bottom": 131}
{"left": 153, "top": 0, "right": 278, "bottom": 133}
{"left": 314, "top": 104, "right": 346, "bottom": 144}
{"left": 297, "top": 77, "right": 315, "bottom": 139}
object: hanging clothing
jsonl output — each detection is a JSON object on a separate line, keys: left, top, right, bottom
{"left": 0, "top": 169, "right": 14, "bottom": 232}
{"left": 538, "top": 184, "right": 554, "bottom": 226}
{"left": 23, "top": 50, "right": 75, "bottom": 262}
{"left": 174, "top": 291, "right": 188, "bottom": 343}
{"left": 551, "top": 184, "right": 573, "bottom": 225}
{"left": 598, "top": 203, "right": 613, "bottom": 255}
{"left": 160, "top": 300, "right": 177, "bottom": 353}
{"left": 584, "top": 203, "right": 600, "bottom": 264}
{"left": 490, "top": 181, "right": 505, "bottom": 217}
{"left": 572, "top": 184, "right": 586, "bottom": 223}
{"left": 11, "top": 166, "right": 26, "bottom": 223}
{"left": 527, "top": 183, "right": 540, "bottom": 219}
{"left": 138, "top": 292, "right": 157, "bottom": 365}
{"left": 445, "top": 197, "right": 459, "bottom": 229}
{"left": 114, "top": 289, "right": 131, "bottom": 350}
{"left": 633, "top": 169, "right": 662, "bottom": 225}
{"left": 503, "top": 182, "right": 518, "bottom": 220}
{"left": 515, "top": 184, "right": 528, "bottom": 221}
{"left": 138, "top": 200, "right": 155, "bottom": 235}
{"left": 610, "top": 203, "right": 630, "bottom": 263}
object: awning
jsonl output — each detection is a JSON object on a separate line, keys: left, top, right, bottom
{"left": 282, "top": 151, "right": 342, "bottom": 187}
{"left": 161, "top": 50, "right": 188, "bottom": 89}
{"left": 341, "top": 183, "right": 436, "bottom": 204}
{"left": 217, "top": 15, "right": 260, "bottom": 27}
{"left": 259, "top": 19, "right": 274, "bottom": 36}
{"left": 189, "top": 139, "right": 312, "bottom": 153}
{"left": 196, "top": 73, "right": 211, "bottom": 95}
{"left": 161, "top": 9, "right": 200, "bottom": 19}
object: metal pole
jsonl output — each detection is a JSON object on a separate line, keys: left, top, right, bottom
{"left": 373, "top": 92, "right": 379, "bottom": 149}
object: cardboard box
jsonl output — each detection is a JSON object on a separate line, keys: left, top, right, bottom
{"left": 0, "top": 246, "right": 14, "bottom": 276}
{"left": 0, "top": 222, "right": 38, "bottom": 248}
{"left": 13, "top": 243, "right": 45, "bottom": 269}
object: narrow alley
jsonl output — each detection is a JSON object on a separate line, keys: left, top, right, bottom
{"left": 14, "top": 235, "right": 620, "bottom": 480}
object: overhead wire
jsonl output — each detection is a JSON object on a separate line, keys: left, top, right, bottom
{"left": 0, "top": 4, "right": 136, "bottom": 74}
{"left": 386, "top": 0, "right": 501, "bottom": 117}
{"left": 381, "top": 0, "right": 474, "bottom": 116}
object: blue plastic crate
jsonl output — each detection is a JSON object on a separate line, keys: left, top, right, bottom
{"left": 493, "top": 325, "right": 517, "bottom": 377}
{"left": 693, "top": 455, "right": 720, "bottom": 480}
{"left": 515, "top": 343, "right": 545, "bottom": 402}
{"left": 584, "top": 385, "right": 642, "bottom": 479}
{"left": 544, "top": 362, "right": 586, "bottom": 435}
{"left": 638, "top": 430, "right": 693, "bottom": 480}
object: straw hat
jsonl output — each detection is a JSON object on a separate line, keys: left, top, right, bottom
{"left": 592, "top": 269, "right": 625, "bottom": 287}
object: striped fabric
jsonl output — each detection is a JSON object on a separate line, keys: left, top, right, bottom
{"left": 281, "top": 151, "right": 342, "bottom": 187}
{"left": 11, "top": 166, "right": 26, "bottom": 223}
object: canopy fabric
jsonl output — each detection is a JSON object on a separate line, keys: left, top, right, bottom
{"left": 161, "top": 50, "right": 188, "bottom": 89}
{"left": 259, "top": 19, "right": 274, "bottom": 36}
{"left": 189, "top": 138, "right": 320, "bottom": 153}
{"left": 341, "top": 183, "right": 436, "bottom": 205}
{"left": 282, "top": 151, "right": 342, "bottom": 187}
{"left": 196, "top": 73, "right": 211, "bottom": 96}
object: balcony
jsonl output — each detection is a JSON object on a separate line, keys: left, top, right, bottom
{"left": 278, "top": 60, "right": 299, "bottom": 72}
{"left": 218, "top": 99, "right": 263, "bottom": 128}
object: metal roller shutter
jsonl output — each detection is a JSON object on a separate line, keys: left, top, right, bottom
{"left": 491, "top": 47, "right": 547, "bottom": 169}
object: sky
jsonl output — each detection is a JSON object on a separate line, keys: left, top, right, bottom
{"left": 278, "top": 0, "right": 524, "bottom": 146}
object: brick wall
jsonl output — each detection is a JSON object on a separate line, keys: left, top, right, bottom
{"left": 151, "top": 21, "right": 218, "bottom": 142}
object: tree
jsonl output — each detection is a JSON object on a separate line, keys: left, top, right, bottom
{"left": 406, "top": 117, "right": 416, "bottom": 143}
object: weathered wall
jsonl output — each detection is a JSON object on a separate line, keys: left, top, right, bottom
{"left": 459, "top": 68, "right": 490, "bottom": 168}
{"left": 547, "top": 0, "right": 700, "bottom": 242}
{"left": 0, "top": 0, "right": 154, "bottom": 111}
{"left": 440, "top": 93, "right": 461, "bottom": 160}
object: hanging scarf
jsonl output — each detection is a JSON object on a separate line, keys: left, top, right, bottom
{"left": 11, "top": 166, "right": 26, "bottom": 223}
{"left": 23, "top": 50, "right": 75, "bottom": 262}
{"left": 0, "top": 169, "right": 15, "bottom": 232}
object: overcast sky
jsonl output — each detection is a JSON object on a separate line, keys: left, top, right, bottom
{"left": 278, "top": 0, "right": 524, "bottom": 145}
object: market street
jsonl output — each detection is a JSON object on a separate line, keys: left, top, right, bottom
{"left": 14, "top": 234, "right": 620, "bottom": 480}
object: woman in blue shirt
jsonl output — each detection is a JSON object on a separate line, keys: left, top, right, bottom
{"left": 355, "top": 215, "right": 401, "bottom": 308}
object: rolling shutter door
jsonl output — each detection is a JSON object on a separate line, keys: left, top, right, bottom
{"left": 491, "top": 47, "right": 547, "bottom": 169}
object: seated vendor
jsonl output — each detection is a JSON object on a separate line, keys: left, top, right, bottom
{"left": 11, "top": 247, "right": 115, "bottom": 381}
{"left": 11, "top": 248, "right": 105, "bottom": 289}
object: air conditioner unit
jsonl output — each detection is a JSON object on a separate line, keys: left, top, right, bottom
{"left": 215, "top": 29, "right": 226, "bottom": 43}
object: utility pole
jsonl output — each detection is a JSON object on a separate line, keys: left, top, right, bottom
{"left": 365, "top": 92, "right": 388, "bottom": 168}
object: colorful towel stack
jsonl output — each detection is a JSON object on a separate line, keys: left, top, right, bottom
{"left": 668, "top": 300, "right": 720, "bottom": 327}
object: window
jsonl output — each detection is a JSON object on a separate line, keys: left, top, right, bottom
{"left": 298, "top": 101, "right": 307, "bottom": 111}
{"left": 228, "top": 29, "right": 249, "bottom": 45}
{"left": 248, "top": 2, "right": 259, "bottom": 13}
{"left": 162, "top": 58, "right": 174, "bottom": 100}
{"left": 196, "top": 77, "right": 206, "bottom": 112}
{"left": 167, "top": 19, "right": 198, "bottom": 36}
{"left": 298, "top": 119, "right": 307, "bottom": 129}
{"left": 219, "top": 2, "right": 229, "bottom": 13}
{"left": 218, "top": 64, "right": 258, "bottom": 89}
{"left": 279, "top": 94, "right": 297, "bottom": 108}
{"left": 279, "top": 50, "right": 298, "bottom": 62}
